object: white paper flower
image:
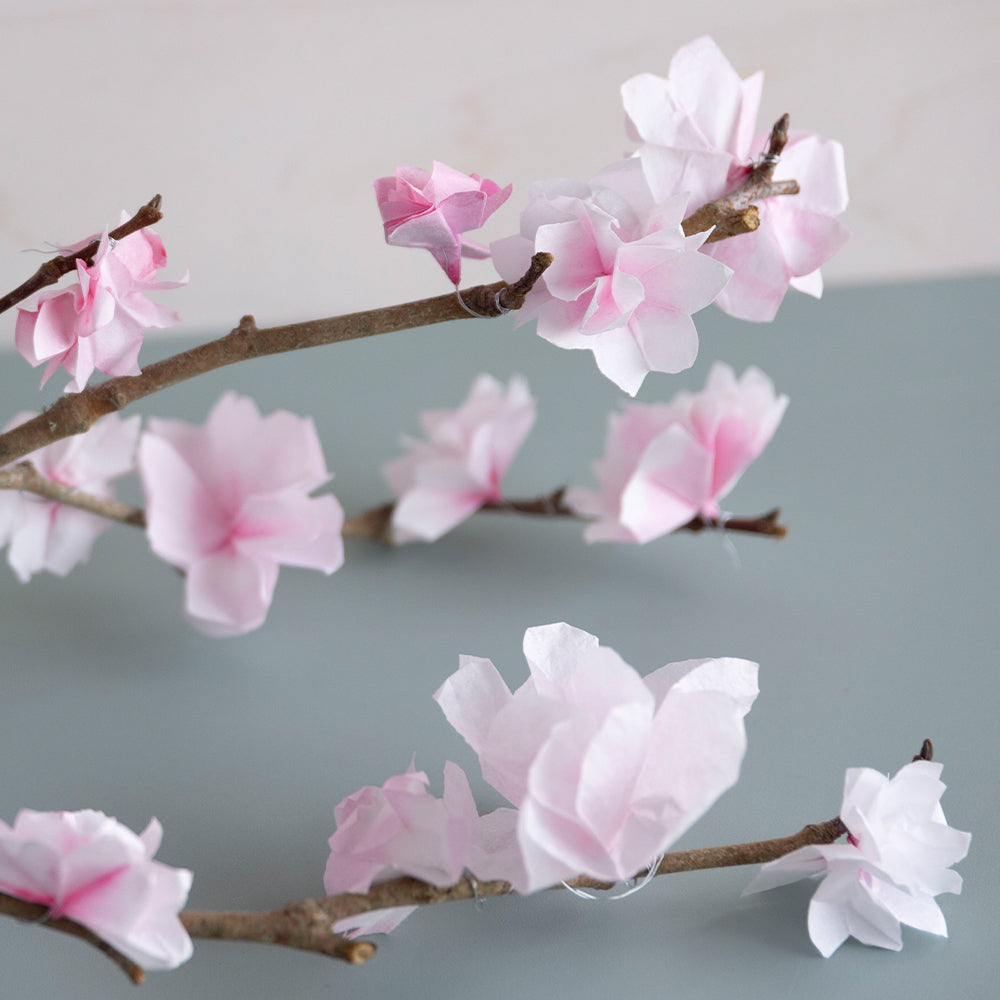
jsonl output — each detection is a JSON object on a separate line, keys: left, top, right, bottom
{"left": 744, "top": 760, "right": 970, "bottom": 956}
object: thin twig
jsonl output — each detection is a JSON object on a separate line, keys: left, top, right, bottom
{"left": 0, "top": 196, "right": 164, "bottom": 317}
{"left": 681, "top": 114, "right": 799, "bottom": 243}
{"left": 0, "top": 463, "right": 146, "bottom": 527}
{"left": 0, "top": 254, "right": 554, "bottom": 468}
{"left": 342, "top": 493, "right": 787, "bottom": 543}
{"left": 0, "top": 893, "right": 145, "bottom": 985}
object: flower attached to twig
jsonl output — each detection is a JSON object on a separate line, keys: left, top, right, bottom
{"left": 621, "top": 35, "right": 849, "bottom": 322}
{"left": 383, "top": 374, "right": 536, "bottom": 543}
{"left": 0, "top": 411, "right": 140, "bottom": 581}
{"left": 15, "top": 218, "right": 187, "bottom": 392}
{"left": 138, "top": 393, "right": 344, "bottom": 637}
{"left": 743, "top": 760, "right": 971, "bottom": 956}
{"left": 325, "top": 761, "right": 481, "bottom": 938}
{"left": 375, "top": 162, "right": 512, "bottom": 284}
{"left": 491, "top": 161, "right": 732, "bottom": 394}
{"left": 567, "top": 363, "right": 786, "bottom": 542}
{"left": 0, "top": 809, "right": 193, "bottom": 970}
{"left": 435, "top": 622, "right": 758, "bottom": 893}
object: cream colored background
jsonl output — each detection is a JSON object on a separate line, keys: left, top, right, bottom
{"left": 1, "top": 0, "right": 995, "bottom": 331}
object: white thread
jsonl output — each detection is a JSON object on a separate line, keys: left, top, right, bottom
{"left": 455, "top": 288, "right": 483, "bottom": 318}
{"left": 717, "top": 510, "right": 742, "bottom": 571}
{"left": 561, "top": 855, "right": 664, "bottom": 902}
{"left": 494, "top": 291, "right": 511, "bottom": 315}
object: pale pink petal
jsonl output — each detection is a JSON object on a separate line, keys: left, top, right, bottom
{"left": 184, "top": 550, "right": 278, "bottom": 638}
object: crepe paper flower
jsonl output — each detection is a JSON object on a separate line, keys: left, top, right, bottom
{"left": 491, "top": 160, "right": 732, "bottom": 395}
{"left": 326, "top": 761, "right": 480, "bottom": 938}
{"left": 138, "top": 392, "right": 344, "bottom": 638}
{"left": 383, "top": 374, "right": 536, "bottom": 543}
{"left": 15, "top": 217, "right": 188, "bottom": 392}
{"left": 743, "top": 760, "right": 971, "bottom": 956}
{"left": 0, "top": 808, "right": 193, "bottom": 971}
{"left": 621, "top": 36, "right": 849, "bottom": 322}
{"left": 0, "top": 411, "right": 140, "bottom": 582}
{"left": 566, "top": 363, "right": 787, "bottom": 543}
{"left": 435, "top": 622, "right": 758, "bottom": 893}
{"left": 375, "top": 162, "right": 512, "bottom": 284}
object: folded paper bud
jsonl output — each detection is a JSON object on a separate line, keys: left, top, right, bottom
{"left": 375, "top": 161, "right": 511, "bottom": 284}
{"left": 15, "top": 217, "right": 187, "bottom": 392}
{"left": 0, "top": 411, "right": 140, "bottom": 581}
{"left": 0, "top": 809, "right": 193, "bottom": 970}
{"left": 138, "top": 393, "right": 344, "bottom": 637}
{"left": 383, "top": 374, "right": 536, "bottom": 543}
{"left": 567, "top": 363, "right": 787, "bottom": 542}
{"left": 436, "top": 622, "right": 758, "bottom": 892}
{"left": 744, "top": 760, "right": 971, "bottom": 956}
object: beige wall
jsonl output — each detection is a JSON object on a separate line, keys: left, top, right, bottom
{"left": 1, "top": 0, "right": 994, "bottom": 333}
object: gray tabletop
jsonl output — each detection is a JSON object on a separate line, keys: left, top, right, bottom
{"left": 2, "top": 276, "right": 997, "bottom": 998}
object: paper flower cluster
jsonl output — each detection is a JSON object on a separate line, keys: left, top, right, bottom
{"left": 0, "top": 412, "right": 140, "bottom": 581}
{"left": 744, "top": 760, "right": 971, "bottom": 955}
{"left": 15, "top": 220, "right": 187, "bottom": 392}
{"left": 138, "top": 392, "right": 344, "bottom": 637}
{"left": 375, "top": 162, "right": 512, "bottom": 284}
{"left": 383, "top": 374, "right": 536, "bottom": 543}
{"left": 0, "top": 809, "right": 192, "bottom": 970}
{"left": 621, "top": 35, "right": 849, "bottom": 322}
{"left": 491, "top": 163, "right": 732, "bottom": 394}
{"left": 435, "top": 622, "right": 759, "bottom": 892}
{"left": 567, "top": 363, "right": 788, "bottom": 542}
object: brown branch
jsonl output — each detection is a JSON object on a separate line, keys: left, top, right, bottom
{"left": 0, "top": 196, "right": 164, "bottom": 317}
{"left": 681, "top": 114, "right": 799, "bottom": 243}
{"left": 178, "top": 814, "right": 847, "bottom": 968}
{"left": 0, "top": 254, "right": 554, "bottom": 468}
{"left": 343, "top": 493, "right": 787, "bottom": 542}
{"left": 0, "top": 892, "right": 145, "bottom": 985}
{"left": 0, "top": 463, "right": 146, "bottom": 528}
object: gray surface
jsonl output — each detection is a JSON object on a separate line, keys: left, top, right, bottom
{"left": 2, "top": 276, "right": 998, "bottom": 998}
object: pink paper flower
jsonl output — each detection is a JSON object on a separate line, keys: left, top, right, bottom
{"left": 383, "top": 374, "right": 536, "bottom": 543}
{"left": 435, "top": 622, "right": 758, "bottom": 893}
{"left": 0, "top": 808, "right": 192, "bottom": 970}
{"left": 491, "top": 160, "right": 732, "bottom": 394}
{"left": 566, "top": 363, "right": 787, "bottom": 543}
{"left": 744, "top": 761, "right": 971, "bottom": 956}
{"left": 138, "top": 393, "right": 344, "bottom": 637}
{"left": 0, "top": 412, "right": 140, "bottom": 581}
{"left": 621, "top": 36, "right": 849, "bottom": 321}
{"left": 15, "top": 218, "right": 187, "bottom": 392}
{"left": 375, "top": 161, "right": 512, "bottom": 284}
{"left": 325, "top": 761, "right": 481, "bottom": 938}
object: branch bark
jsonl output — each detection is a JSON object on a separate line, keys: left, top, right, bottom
{"left": 681, "top": 114, "right": 799, "bottom": 243}
{"left": 0, "top": 254, "right": 554, "bottom": 468}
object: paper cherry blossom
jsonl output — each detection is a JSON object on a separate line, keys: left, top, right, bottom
{"left": 0, "top": 808, "right": 193, "bottom": 971}
{"left": 383, "top": 374, "right": 536, "bottom": 543}
{"left": 435, "top": 622, "right": 758, "bottom": 893}
{"left": 491, "top": 160, "right": 732, "bottom": 394}
{"left": 325, "top": 761, "right": 481, "bottom": 938}
{"left": 0, "top": 411, "right": 140, "bottom": 581}
{"left": 743, "top": 760, "right": 971, "bottom": 956}
{"left": 566, "top": 363, "right": 787, "bottom": 543}
{"left": 138, "top": 392, "right": 344, "bottom": 637}
{"left": 375, "top": 162, "right": 512, "bottom": 284}
{"left": 621, "top": 36, "right": 849, "bottom": 322}
{"left": 15, "top": 218, "right": 187, "bottom": 392}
